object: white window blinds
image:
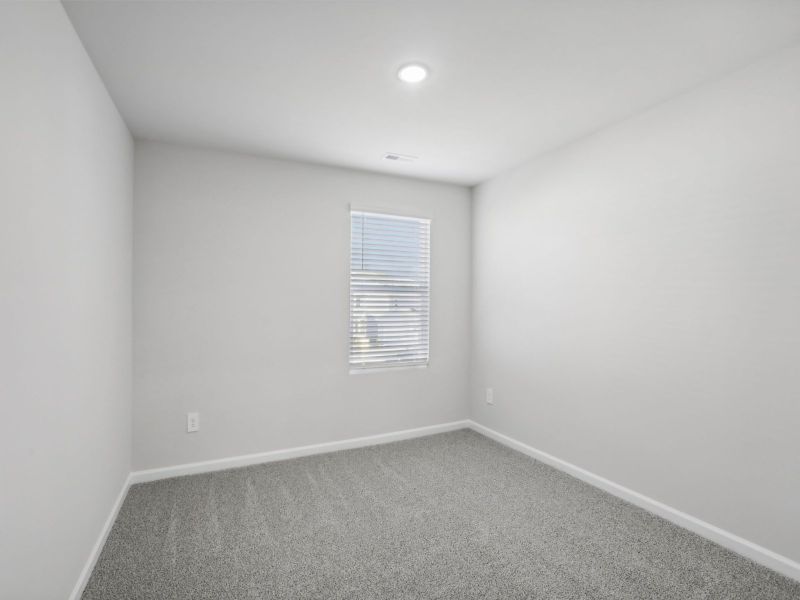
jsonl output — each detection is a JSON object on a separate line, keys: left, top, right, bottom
{"left": 349, "top": 211, "right": 430, "bottom": 370}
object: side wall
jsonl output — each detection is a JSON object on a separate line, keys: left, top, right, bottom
{"left": 0, "top": 3, "right": 133, "bottom": 598}
{"left": 133, "top": 141, "right": 471, "bottom": 470}
{"left": 471, "top": 45, "right": 800, "bottom": 563}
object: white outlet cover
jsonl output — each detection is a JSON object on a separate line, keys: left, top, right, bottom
{"left": 486, "top": 388, "right": 494, "bottom": 405}
{"left": 187, "top": 412, "right": 200, "bottom": 433}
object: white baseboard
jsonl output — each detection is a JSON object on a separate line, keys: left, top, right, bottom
{"left": 467, "top": 420, "right": 800, "bottom": 583}
{"left": 130, "top": 419, "right": 470, "bottom": 484}
{"left": 69, "top": 473, "right": 132, "bottom": 600}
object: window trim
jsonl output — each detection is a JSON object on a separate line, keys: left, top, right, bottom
{"left": 347, "top": 206, "right": 432, "bottom": 373}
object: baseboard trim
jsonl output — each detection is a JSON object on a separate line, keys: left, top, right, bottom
{"left": 69, "top": 473, "right": 132, "bottom": 600}
{"left": 130, "top": 419, "right": 471, "bottom": 484}
{"left": 467, "top": 420, "right": 800, "bottom": 583}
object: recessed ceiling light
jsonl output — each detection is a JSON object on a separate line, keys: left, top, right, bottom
{"left": 397, "top": 63, "right": 428, "bottom": 84}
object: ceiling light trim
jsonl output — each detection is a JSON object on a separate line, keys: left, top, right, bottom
{"left": 397, "top": 63, "right": 429, "bottom": 84}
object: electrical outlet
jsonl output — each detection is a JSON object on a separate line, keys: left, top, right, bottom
{"left": 486, "top": 388, "right": 494, "bottom": 405}
{"left": 187, "top": 412, "right": 199, "bottom": 433}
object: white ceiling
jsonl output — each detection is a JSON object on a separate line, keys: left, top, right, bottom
{"left": 64, "top": 0, "right": 800, "bottom": 186}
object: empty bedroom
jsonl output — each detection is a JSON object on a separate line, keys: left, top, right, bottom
{"left": 1, "top": 0, "right": 799, "bottom": 598}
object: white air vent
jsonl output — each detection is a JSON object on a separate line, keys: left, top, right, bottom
{"left": 383, "top": 152, "right": 417, "bottom": 162}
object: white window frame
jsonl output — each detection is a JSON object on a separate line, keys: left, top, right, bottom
{"left": 348, "top": 207, "right": 431, "bottom": 373}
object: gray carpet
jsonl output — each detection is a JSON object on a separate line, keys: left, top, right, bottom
{"left": 82, "top": 429, "right": 800, "bottom": 599}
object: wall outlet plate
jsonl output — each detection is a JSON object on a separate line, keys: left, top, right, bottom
{"left": 187, "top": 412, "right": 200, "bottom": 433}
{"left": 486, "top": 388, "right": 494, "bottom": 405}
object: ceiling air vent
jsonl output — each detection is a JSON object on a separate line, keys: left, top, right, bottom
{"left": 383, "top": 152, "right": 417, "bottom": 162}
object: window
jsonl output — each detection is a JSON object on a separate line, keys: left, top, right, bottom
{"left": 349, "top": 210, "right": 430, "bottom": 370}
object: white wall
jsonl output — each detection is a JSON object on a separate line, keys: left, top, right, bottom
{"left": 0, "top": 3, "right": 133, "bottom": 598}
{"left": 133, "top": 141, "right": 470, "bottom": 470}
{"left": 472, "top": 44, "right": 800, "bottom": 563}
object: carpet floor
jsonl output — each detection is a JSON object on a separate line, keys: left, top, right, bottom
{"left": 82, "top": 429, "right": 800, "bottom": 599}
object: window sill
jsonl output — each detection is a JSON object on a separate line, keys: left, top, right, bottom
{"left": 349, "top": 363, "right": 429, "bottom": 375}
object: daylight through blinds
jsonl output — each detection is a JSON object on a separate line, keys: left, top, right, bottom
{"left": 349, "top": 211, "right": 430, "bottom": 369}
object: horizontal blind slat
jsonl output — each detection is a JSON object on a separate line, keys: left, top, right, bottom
{"left": 350, "top": 346, "right": 429, "bottom": 353}
{"left": 349, "top": 324, "right": 428, "bottom": 331}
{"left": 350, "top": 357, "right": 429, "bottom": 366}
{"left": 354, "top": 223, "right": 430, "bottom": 233}
{"left": 350, "top": 336, "right": 429, "bottom": 343}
